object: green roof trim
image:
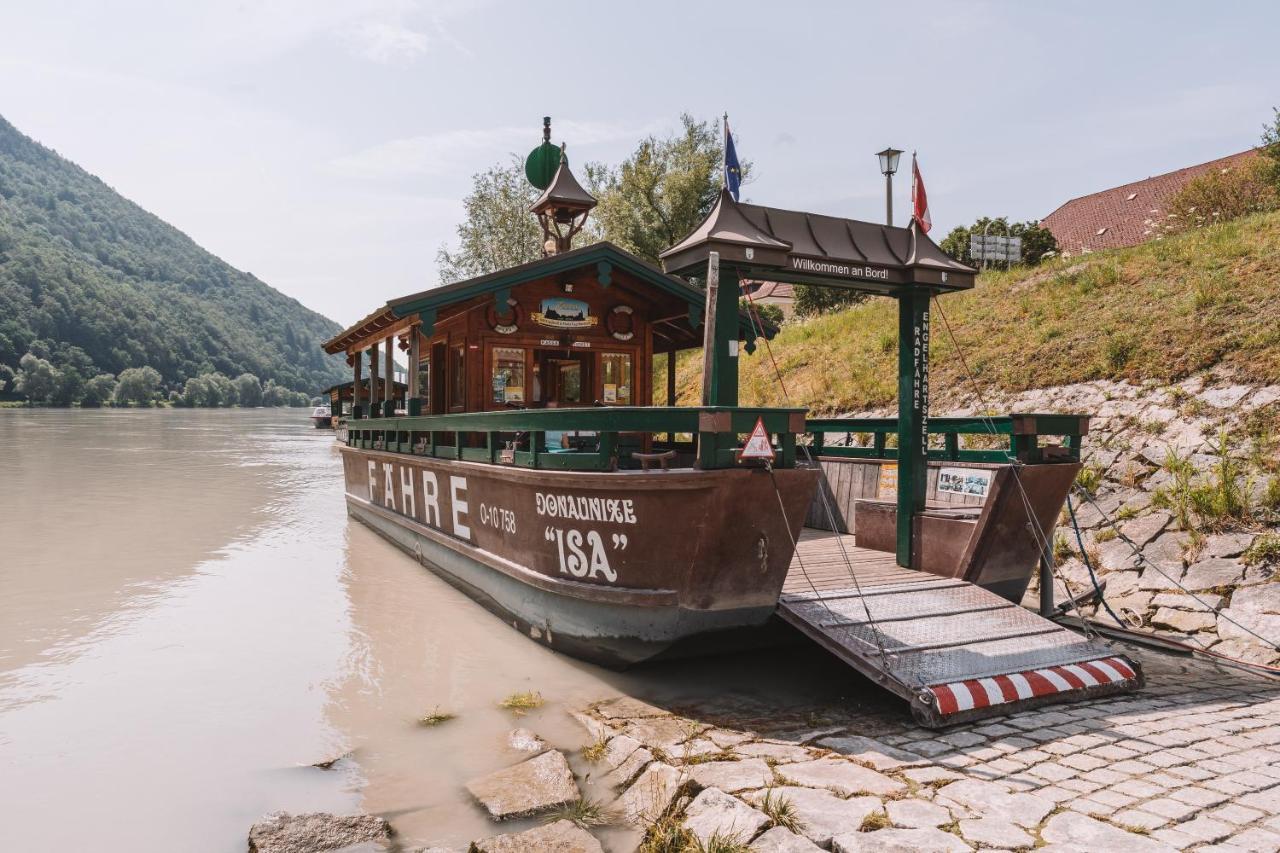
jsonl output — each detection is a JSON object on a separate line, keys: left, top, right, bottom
{"left": 386, "top": 241, "right": 773, "bottom": 343}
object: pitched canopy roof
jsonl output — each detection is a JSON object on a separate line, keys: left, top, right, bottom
{"left": 530, "top": 151, "right": 597, "bottom": 213}
{"left": 660, "top": 189, "right": 975, "bottom": 293}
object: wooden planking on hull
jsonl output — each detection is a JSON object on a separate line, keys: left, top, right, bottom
{"left": 341, "top": 445, "right": 819, "bottom": 664}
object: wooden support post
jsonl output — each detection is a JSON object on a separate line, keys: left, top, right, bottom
{"left": 700, "top": 252, "right": 719, "bottom": 406}
{"left": 713, "top": 264, "right": 740, "bottom": 407}
{"left": 352, "top": 353, "right": 363, "bottom": 419}
{"left": 666, "top": 352, "right": 676, "bottom": 407}
{"left": 369, "top": 343, "right": 380, "bottom": 419}
{"left": 407, "top": 328, "right": 422, "bottom": 416}
{"left": 383, "top": 335, "right": 395, "bottom": 418}
{"left": 1039, "top": 544, "right": 1056, "bottom": 617}
{"left": 895, "top": 289, "right": 930, "bottom": 568}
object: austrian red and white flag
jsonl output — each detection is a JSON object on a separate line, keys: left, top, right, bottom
{"left": 911, "top": 153, "right": 932, "bottom": 234}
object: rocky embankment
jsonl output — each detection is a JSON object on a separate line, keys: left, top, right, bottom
{"left": 925, "top": 373, "right": 1280, "bottom": 666}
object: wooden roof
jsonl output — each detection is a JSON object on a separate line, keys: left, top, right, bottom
{"left": 660, "top": 189, "right": 975, "bottom": 294}
{"left": 324, "top": 241, "right": 775, "bottom": 355}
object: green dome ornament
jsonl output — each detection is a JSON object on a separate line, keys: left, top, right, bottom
{"left": 525, "top": 116, "right": 564, "bottom": 190}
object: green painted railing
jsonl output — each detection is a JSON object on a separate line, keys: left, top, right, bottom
{"left": 345, "top": 406, "right": 808, "bottom": 471}
{"left": 805, "top": 413, "right": 1088, "bottom": 464}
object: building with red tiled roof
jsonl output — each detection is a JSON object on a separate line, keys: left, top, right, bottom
{"left": 742, "top": 280, "right": 796, "bottom": 317}
{"left": 1041, "top": 149, "right": 1258, "bottom": 255}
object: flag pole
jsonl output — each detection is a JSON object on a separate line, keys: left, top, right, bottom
{"left": 723, "top": 112, "right": 729, "bottom": 190}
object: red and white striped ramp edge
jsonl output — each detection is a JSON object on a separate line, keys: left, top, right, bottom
{"left": 929, "top": 656, "right": 1138, "bottom": 717}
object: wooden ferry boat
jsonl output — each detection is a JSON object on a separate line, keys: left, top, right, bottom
{"left": 323, "top": 122, "right": 1141, "bottom": 722}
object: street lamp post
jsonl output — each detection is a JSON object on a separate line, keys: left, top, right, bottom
{"left": 876, "top": 147, "right": 904, "bottom": 226}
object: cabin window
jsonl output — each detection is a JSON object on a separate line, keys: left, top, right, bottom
{"left": 417, "top": 356, "right": 430, "bottom": 402}
{"left": 600, "top": 352, "right": 633, "bottom": 405}
{"left": 449, "top": 344, "right": 466, "bottom": 409}
{"left": 491, "top": 347, "right": 526, "bottom": 405}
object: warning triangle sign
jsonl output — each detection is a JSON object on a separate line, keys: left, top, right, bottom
{"left": 739, "top": 416, "right": 775, "bottom": 461}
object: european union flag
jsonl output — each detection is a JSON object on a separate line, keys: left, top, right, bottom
{"left": 724, "top": 121, "right": 742, "bottom": 201}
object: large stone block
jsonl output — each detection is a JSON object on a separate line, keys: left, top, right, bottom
{"left": 1217, "top": 608, "right": 1280, "bottom": 646}
{"left": 682, "top": 787, "right": 770, "bottom": 846}
{"left": 1181, "top": 558, "right": 1244, "bottom": 590}
{"left": 615, "top": 762, "right": 687, "bottom": 826}
{"left": 1204, "top": 532, "right": 1256, "bottom": 559}
{"left": 1150, "top": 606, "right": 1216, "bottom": 633}
{"left": 774, "top": 757, "right": 905, "bottom": 797}
{"left": 247, "top": 812, "right": 392, "bottom": 853}
{"left": 749, "top": 826, "right": 824, "bottom": 852}
{"left": 465, "top": 750, "right": 580, "bottom": 821}
{"left": 745, "top": 786, "right": 882, "bottom": 848}
{"left": 933, "top": 779, "right": 1053, "bottom": 829}
{"left": 831, "top": 827, "right": 970, "bottom": 853}
{"left": 1230, "top": 582, "right": 1280, "bottom": 614}
{"left": 1040, "top": 811, "right": 1177, "bottom": 852}
{"left": 688, "top": 758, "right": 774, "bottom": 793}
{"left": 1120, "top": 512, "right": 1170, "bottom": 549}
{"left": 473, "top": 819, "right": 603, "bottom": 853}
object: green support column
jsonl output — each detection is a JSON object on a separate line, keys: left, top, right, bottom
{"left": 710, "top": 265, "right": 740, "bottom": 406}
{"left": 896, "top": 288, "right": 930, "bottom": 568}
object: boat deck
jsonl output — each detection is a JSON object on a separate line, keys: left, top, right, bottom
{"left": 779, "top": 528, "right": 1143, "bottom": 726}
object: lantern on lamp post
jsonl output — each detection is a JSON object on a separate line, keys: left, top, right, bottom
{"left": 876, "top": 147, "right": 903, "bottom": 226}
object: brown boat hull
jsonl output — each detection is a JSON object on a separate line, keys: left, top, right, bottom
{"left": 341, "top": 447, "right": 819, "bottom": 667}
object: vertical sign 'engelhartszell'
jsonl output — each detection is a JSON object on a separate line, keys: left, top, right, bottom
{"left": 917, "top": 309, "right": 930, "bottom": 456}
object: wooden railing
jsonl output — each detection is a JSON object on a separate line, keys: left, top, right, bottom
{"left": 345, "top": 406, "right": 808, "bottom": 471}
{"left": 805, "top": 414, "right": 1088, "bottom": 464}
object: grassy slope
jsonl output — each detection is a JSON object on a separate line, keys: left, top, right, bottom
{"left": 673, "top": 210, "right": 1280, "bottom": 414}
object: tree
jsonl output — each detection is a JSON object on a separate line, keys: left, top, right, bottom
{"left": 792, "top": 287, "right": 867, "bottom": 318}
{"left": 114, "top": 366, "right": 161, "bottom": 407}
{"left": 235, "top": 373, "right": 263, "bottom": 408}
{"left": 939, "top": 217, "right": 1057, "bottom": 266}
{"left": 0, "top": 364, "right": 14, "bottom": 392}
{"left": 180, "top": 376, "right": 206, "bottom": 407}
{"left": 50, "top": 367, "right": 85, "bottom": 407}
{"left": 740, "top": 299, "right": 785, "bottom": 330}
{"left": 262, "top": 379, "right": 286, "bottom": 407}
{"left": 436, "top": 157, "right": 542, "bottom": 282}
{"left": 587, "top": 114, "right": 739, "bottom": 264}
{"left": 81, "top": 373, "right": 117, "bottom": 407}
{"left": 203, "top": 371, "right": 237, "bottom": 407}
{"left": 14, "top": 353, "right": 59, "bottom": 404}
{"left": 1164, "top": 157, "right": 1279, "bottom": 231}
{"left": 1262, "top": 107, "right": 1280, "bottom": 168}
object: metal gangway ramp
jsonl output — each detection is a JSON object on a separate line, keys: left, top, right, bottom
{"left": 779, "top": 529, "right": 1144, "bottom": 727}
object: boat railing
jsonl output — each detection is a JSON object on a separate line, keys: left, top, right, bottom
{"left": 345, "top": 406, "right": 809, "bottom": 471}
{"left": 805, "top": 413, "right": 1088, "bottom": 464}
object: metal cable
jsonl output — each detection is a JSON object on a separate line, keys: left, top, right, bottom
{"left": 1065, "top": 492, "right": 1127, "bottom": 627}
{"left": 931, "top": 296, "right": 1101, "bottom": 641}
{"left": 740, "top": 287, "right": 901, "bottom": 684}
{"left": 1074, "top": 486, "right": 1279, "bottom": 652}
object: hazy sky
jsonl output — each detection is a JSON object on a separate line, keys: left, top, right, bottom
{"left": 1, "top": 1, "right": 1276, "bottom": 325}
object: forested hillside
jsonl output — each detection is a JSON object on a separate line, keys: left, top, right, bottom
{"left": 0, "top": 114, "right": 346, "bottom": 397}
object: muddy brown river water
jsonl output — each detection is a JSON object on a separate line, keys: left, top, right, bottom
{"left": 0, "top": 409, "right": 898, "bottom": 851}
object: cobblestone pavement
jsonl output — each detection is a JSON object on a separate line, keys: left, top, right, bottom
{"left": 572, "top": 644, "right": 1280, "bottom": 852}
